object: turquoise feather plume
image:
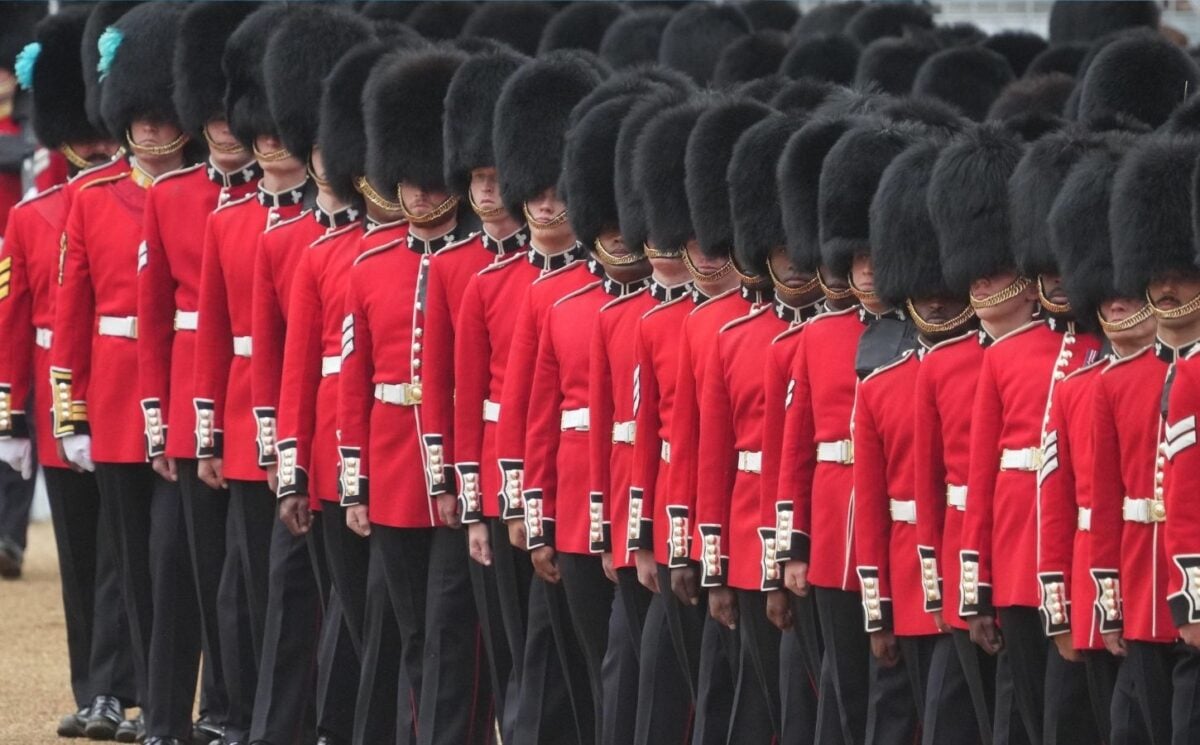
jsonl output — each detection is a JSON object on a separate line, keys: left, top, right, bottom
{"left": 97, "top": 26, "right": 123, "bottom": 81}
{"left": 14, "top": 42, "right": 39, "bottom": 91}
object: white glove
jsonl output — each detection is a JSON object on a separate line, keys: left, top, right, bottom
{"left": 0, "top": 438, "right": 32, "bottom": 480}
{"left": 62, "top": 434, "right": 95, "bottom": 472}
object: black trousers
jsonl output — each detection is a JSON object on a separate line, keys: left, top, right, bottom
{"left": 43, "top": 466, "right": 135, "bottom": 710}
{"left": 321, "top": 501, "right": 370, "bottom": 655}
{"left": 315, "top": 585, "right": 362, "bottom": 743}
{"left": 353, "top": 525, "right": 433, "bottom": 745}
{"left": 814, "top": 586, "right": 871, "bottom": 745}
{"left": 729, "top": 590, "right": 781, "bottom": 744}
{"left": 865, "top": 634, "right": 936, "bottom": 745}
{"left": 921, "top": 632, "right": 979, "bottom": 745}
{"left": 418, "top": 526, "right": 493, "bottom": 745}
{"left": 601, "top": 569, "right": 650, "bottom": 745}
{"left": 1043, "top": 639, "right": 1099, "bottom": 745}
{"left": 490, "top": 518, "right": 533, "bottom": 742}
{"left": 693, "top": 608, "right": 738, "bottom": 745}
{"left": 1084, "top": 649, "right": 1147, "bottom": 745}
{"left": 517, "top": 574, "right": 589, "bottom": 745}
{"left": 0, "top": 459, "right": 34, "bottom": 550}
{"left": 997, "top": 606, "right": 1054, "bottom": 745}
{"left": 780, "top": 610, "right": 820, "bottom": 745}
{"left": 633, "top": 569, "right": 695, "bottom": 745}
{"left": 557, "top": 552, "right": 615, "bottom": 745}
{"left": 1122, "top": 640, "right": 1200, "bottom": 745}
{"left": 467, "top": 523, "right": 512, "bottom": 742}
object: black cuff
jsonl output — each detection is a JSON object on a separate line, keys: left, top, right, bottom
{"left": 1170, "top": 556, "right": 1200, "bottom": 628}
{"left": 1038, "top": 572, "right": 1071, "bottom": 636}
{"left": 276, "top": 439, "right": 308, "bottom": 498}
{"left": 918, "top": 545, "right": 943, "bottom": 612}
{"left": 499, "top": 458, "right": 525, "bottom": 521}
{"left": 338, "top": 446, "right": 367, "bottom": 506}
{"left": 666, "top": 505, "right": 691, "bottom": 569}
{"left": 456, "top": 463, "right": 484, "bottom": 523}
{"left": 588, "top": 492, "right": 611, "bottom": 553}
{"left": 760, "top": 527, "right": 782, "bottom": 591}
{"left": 1091, "top": 568, "right": 1123, "bottom": 633}
{"left": 142, "top": 399, "right": 166, "bottom": 458}
{"left": 787, "top": 532, "right": 812, "bottom": 564}
{"left": 857, "top": 566, "right": 892, "bottom": 632}
{"left": 253, "top": 406, "right": 277, "bottom": 466}
{"left": 698, "top": 524, "right": 727, "bottom": 588}
{"left": 626, "top": 488, "right": 652, "bottom": 552}
{"left": 423, "top": 434, "right": 451, "bottom": 496}
{"left": 524, "top": 489, "right": 553, "bottom": 550}
{"left": 194, "top": 399, "right": 220, "bottom": 458}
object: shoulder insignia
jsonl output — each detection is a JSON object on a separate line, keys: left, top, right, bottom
{"left": 719, "top": 304, "right": 770, "bottom": 334}
{"left": 310, "top": 221, "right": 361, "bottom": 247}
{"left": 152, "top": 163, "right": 204, "bottom": 184}
{"left": 15, "top": 183, "right": 64, "bottom": 207}
{"left": 552, "top": 280, "right": 602, "bottom": 308}
{"left": 532, "top": 259, "right": 585, "bottom": 285}
{"left": 478, "top": 251, "right": 524, "bottom": 276}
{"left": 771, "top": 322, "right": 806, "bottom": 345}
{"left": 363, "top": 219, "right": 407, "bottom": 238}
{"left": 352, "top": 239, "right": 400, "bottom": 266}
{"left": 1187, "top": 346, "right": 1200, "bottom": 362}
{"left": 1100, "top": 344, "right": 1152, "bottom": 374}
{"left": 214, "top": 192, "right": 256, "bottom": 213}
{"left": 265, "top": 209, "right": 312, "bottom": 233}
{"left": 77, "top": 172, "right": 126, "bottom": 192}
{"left": 862, "top": 348, "right": 917, "bottom": 383}
{"left": 600, "top": 286, "right": 648, "bottom": 313}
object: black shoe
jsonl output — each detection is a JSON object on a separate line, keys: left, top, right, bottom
{"left": 315, "top": 736, "right": 344, "bottom": 745}
{"left": 58, "top": 706, "right": 90, "bottom": 738}
{"left": 191, "top": 717, "right": 223, "bottom": 745}
{"left": 0, "top": 537, "right": 22, "bottom": 579}
{"left": 84, "top": 695, "right": 124, "bottom": 740}
{"left": 114, "top": 714, "right": 143, "bottom": 743}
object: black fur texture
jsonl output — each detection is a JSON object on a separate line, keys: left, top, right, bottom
{"left": 871, "top": 140, "right": 948, "bottom": 305}
{"left": 714, "top": 30, "right": 790, "bottom": 86}
{"left": 729, "top": 112, "right": 806, "bottom": 277}
{"left": 771, "top": 78, "right": 839, "bottom": 116}
{"left": 792, "top": 2, "right": 864, "bottom": 37}
{"left": 1025, "top": 42, "right": 1088, "bottom": 79}
{"left": 913, "top": 46, "right": 1015, "bottom": 122}
{"left": 982, "top": 30, "right": 1047, "bottom": 78}
{"left": 100, "top": 2, "right": 186, "bottom": 141}
{"left": 780, "top": 32, "right": 860, "bottom": 85}
{"left": 461, "top": 2, "right": 555, "bottom": 57}
{"left": 1076, "top": 34, "right": 1200, "bottom": 130}
{"left": 658, "top": 3, "right": 751, "bottom": 85}
{"left": 562, "top": 94, "right": 646, "bottom": 246}
{"left": 854, "top": 35, "right": 935, "bottom": 95}
{"left": 1048, "top": 0, "right": 1159, "bottom": 44}
{"left": 83, "top": 2, "right": 138, "bottom": 133}
{"left": 406, "top": 2, "right": 476, "bottom": 40}
{"left": 741, "top": 0, "right": 800, "bottom": 33}
{"left": 174, "top": 2, "right": 257, "bottom": 138}
{"left": 444, "top": 47, "right": 529, "bottom": 199}
{"left": 599, "top": 8, "right": 673, "bottom": 69}
{"left": 844, "top": 3, "right": 933, "bottom": 46}
{"left": 987, "top": 72, "right": 1073, "bottom": 122}
{"left": 636, "top": 96, "right": 714, "bottom": 253}
{"left": 778, "top": 115, "right": 862, "bottom": 271}
{"left": 29, "top": 7, "right": 100, "bottom": 149}
{"left": 319, "top": 42, "right": 390, "bottom": 207}
{"left": 224, "top": 4, "right": 292, "bottom": 149}
{"left": 538, "top": 2, "right": 625, "bottom": 54}
{"left": 616, "top": 87, "right": 693, "bottom": 253}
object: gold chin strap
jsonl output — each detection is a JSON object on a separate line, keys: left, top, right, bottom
{"left": 970, "top": 276, "right": 1031, "bottom": 310}
{"left": 593, "top": 237, "right": 642, "bottom": 266}
{"left": 522, "top": 203, "right": 569, "bottom": 230}
{"left": 849, "top": 276, "right": 879, "bottom": 303}
{"left": 817, "top": 271, "right": 854, "bottom": 301}
{"left": 253, "top": 142, "right": 293, "bottom": 163}
{"left": 355, "top": 176, "right": 402, "bottom": 214}
{"left": 731, "top": 258, "right": 762, "bottom": 285}
{"left": 399, "top": 190, "right": 459, "bottom": 227}
{"left": 60, "top": 144, "right": 93, "bottom": 170}
{"left": 1148, "top": 289, "right": 1200, "bottom": 320}
{"left": 681, "top": 248, "right": 734, "bottom": 282}
{"left": 1098, "top": 302, "right": 1154, "bottom": 333}
{"left": 768, "top": 260, "right": 821, "bottom": 301}
{"left": 127, "top": 130, "right": 189, "bottom": 158}
{"left": 643, "top": 243, "right": 682, "bottom": 259}
{"left": 203, "top": 125, "right": 246, "bottom": 155}
{"left": 469, "top": 191, "right": 507, "bottom": 220}
{"left": 1038, "top": 275, "right": 1071, "bottom": 315}
{"left": 906, "top": 299, "right": 976, "bottom": 336}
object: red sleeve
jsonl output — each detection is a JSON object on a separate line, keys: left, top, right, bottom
{"left": 453, "top": 274, "right": 490, "bottom": 522}
{"left": 522, "top": 310, "right": 564, "bottom": 550}
{"left": 249, "top": 234, "right": 284, "bottom": 467}
{"left": 336, "top": 264, "right": 373, "bottom": 507}
{"left": 588, "top": 313, "right": 614, "bottom": 545}
{"left": 49, "top": 194, "right": 94, "bottom": 438}
{"left": 0, "top": 207, "right": 34, "bottom": 438}
{"left": 912, "top": 357, "right": 946, "bottom": 612}
{"left": 495, "top": 286, "right": 537, "bottom": 521}
{"left": 692, "top": 336, "right": 734, "bottom": 587}
{"left": 853, "top": 381, "right": 892, "bottom": 632}
{"left": 421, "top": 258, "right": 456, "bottom": 496}
{"left": 1165, "top": 360, "right": 1200, "bottom": 628}
{"left": 276, "top": 248, "right": 322, "bottom": 498}
{"left": 628, "top": 316, "right": 660, "bottom": 552}
{"left": 1038, "top": 382, "right": 1077, "bottom": 636}
{"left": 664, "top": 317, "right": 700, "bottom": 567}
{"left": 777, "top": 331, "right": 815, "bottom": 562}
{"left": 1088, "top": 372, "right": 1124, "bottom": 633}
{"left": 961, "top": 352, "right": 1001, "bottom": 616}
{"left": 136, "top": 188, "right": 176, "bottom": 458}
{"left": 193, "top": 216, "right": 233, "bottom": 458}
{"left": 760, "top": 337, "right": 789, "bottom": 559}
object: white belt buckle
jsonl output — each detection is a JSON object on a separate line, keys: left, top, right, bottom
{"left": 612, "top": 421, "right": 636, "bottom": 444}
{"left": 374, "top": 382, "right": 422, "bottom": 407}
{"left": 1077, "top": 506, "right": 1092, "bottom": 531}
{"left": 816, "top": 439, "right": 854, "bottom": 465}
{"left": 560, "top": 407, "right": 590, "bottom": 431}
{"left": 34, "top": 327, "right": 52, "bottom": 350}
{"left": 98, "top": 315, "right": 138, "bottom": 339}
{"left": 321, "top": 355, "right": 341, "bottom": 376}
{"left": 174, "top": 310, "right": 198, "bottom": 331}
{"left": 660, "top": 441, "right": 671, "bottom": 463}
{"left": 482, "top": 400, "right": 500, "bottom": 423}
{"left": 1122, "top": 497, "right": 1165, "bottom": 524}
{"left": 1001, "top": 447, "right": 1042, "bottom": 472}
{"left": 737, "top": 450, "right": 762, "bottom": 473}
{"left": 232, "top": 335, "right": 252, "bottom": 357}
{"left": 946, "top": 484, "right": 967, "bottom": 510}
{"left": 889, "top": 499, "right": 917, "bottom": 524}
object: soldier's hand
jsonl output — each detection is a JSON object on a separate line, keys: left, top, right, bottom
{"left": 468, "top": 522, "right": 492, "bottom": 566}
{"left": 151, "top": 455, "right": 178, "bottom": 483}
{"left": 932, "top": 610, "right": 950, "bottom": 634}
{"left": 870, "top": 630, "right": 900, "bottom": 668}
{"left": 346, "top": 504, "right": 371, "bottom": 538}
{"left": 266, "top": 468, "right": 279, "bottom": 495}
{"left": 437, "top": 494, "right": 462, "bottom": 529}
{"left": 507, "top": 518, "right": 528, "bottom": 552}
{"left": 602, "top": 552, "right": 618, "bottom": 583}
{"left": 198, "top": 458, "right": 227, "bottom": 490}
{"left": 57, "top": 440, "right": 81, "bottom": 473}
{"left": 1052, "top": 633, "right": 1081, "bottom": 663}
{"left": 784, "top": 560, "right": 810, "bottom": 597}
{"left": 279, "top": 495, "right": 312, "bottom": 536}
{"left": 968, "top": 615, "right": 1003, "bottom": 655}
{"left": 671, "top": 565, "right": 700, "bottom": 606}
{"left": 1180, "top": 623, "right": 1200, "bottom": 651}
{"left": 708, "top": 586, "right": 738, "bottom": 630}
{"left": 531, "top": 546, "right": 560, "bottom": 584}
{"left": 635, "top": 549, "right": 659, "bottom": 593}
{"left": 1102, "top": 630, "right": 1126, "bottom": 657}
{"left": 766, "top": 589, "right": 793, "bottom": 631}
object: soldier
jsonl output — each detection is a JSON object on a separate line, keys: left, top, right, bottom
{"left": 1099, "top": 134, "right": 1200, "bottom": 745}
{"left": 0, "top": 6, "right": 131, "bottom": 738}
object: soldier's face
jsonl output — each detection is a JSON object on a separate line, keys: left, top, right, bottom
{"left": 470, "top": 167, "right": 501, "bottom": 213}
{"left": 205, "top": 119, "right": 250, "bottom": 171}
{"left": 1099, "top": 297, "right": 1156, "bottom": 351}
{"left": 769, "top": 246, "right": 816, "bottom": 288}
{"left": 1040, "top": 274, "right": 1069, "bottom": 305}
{"left": 971, "top": 270, "right": 1038, "bottom": 324}
{"left": 849, "top": 253, "right": 874, "bottom": 293}
{"left": 64, "top": 140, "right": 119, "bottom": 165}
{"left": 1149, "top": 271, "right": 1200, "bottom": 330}
{"left": 911, "top": 295, "right": 969, "bottom": 326}
{"left": 130, "top": 119, "right": 182, "bottom": 149}
{"left": 400, "top": 182, "right": 451, "bottom": 217}
{"left": 600, "top": 228, "right": 650, "bottom": 284}
{"left": 525, "top": 188, "right": 575, "bottom": 245}
{"left": 819, "top": 264, "right": 848, "bottom": 292}
{"left": 525, "top": 188, "right": 566, "bottom": 223}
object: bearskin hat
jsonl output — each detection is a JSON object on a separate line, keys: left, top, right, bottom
{"left": 359, "top": 2, "right": 414, "bottom": 23}
{"left": 792, "top": 2, "right": 863, "bottom": 37}
{"left": 927, "top": 123, "right": 1026, "bottom": 293}
{"left": 1076, "top": 34, "right": 1200, "bottom": 130}
{"left": 224, "top": 4, "right": 292, "bottom": 149}
{"left": 771, "top": 78, "right": 839, "bottom": 116}
{"left": 729, "top": 113, "right": 806, "bottom": 277}
{"left": 913, "top": 46, "right": 1014, "bottom": 121}
{"left": 933, "top": 22, "right": 987, "bottom": 48}
{"left": 1110, "top": 135, "right": 1200, "bottom": 295}
{"left": 659, "top": 3, "right": 751, "bottom": 85}
{"left": 461, "top": 2, "right": 555, "bottom": 57}
{"left": 1048, "top": 0, "right": 1159, "bottom": 44}
{"left": 685, "top": 97, "right": 775, "bottom": 261}
{"left": 818, "top": 122, "right": 918, "bottom": 280}
{"left": 23, "top": 7, "right": 101, "bottom": 149}
{"left": 982, "top": 30, "right": 1047, "bottom": 78}
{"left": 406, "top": 2, "right": 476, "bottom": 40}
{"left": 539, "top": 2, "right": 625, "bottom": 54}
{"left": 174, "top": 3, "right": 258, "bottom": 139}
{"left": 854, "top": 36, "right": 935, "bottom": 95}
{"left": 83, "top": 2, "right": 138, "bottom": 133}
{"left": 714, "top": 30, "right": 790, "bottom": 87}
{"left": 871, "top": 140, "right": 948, "bottom": 305}
{"left": 778, "top": 115, "right": 863, "bottom": 271}
{"left": 636, "top": 96, "right": 714, "bottom": 254}
{"left": 1166, "top": 95, "right": 1200, "bottom": 135}
{"left": 494, "top": 51, "right": 606, "bottom": 219}
{"left": 599, "top": 9, "right": 673, "bottom": 69}
{"left": 1025, "top": 43, "right": 1088, "bottom": 79}
{"left": 265, "top": 6, "right": 373, "bottom": 159}
{"left": 320, "top": 42, "right": 391, "bottom": 207}
{"left": 616, "top": 87, "right": 693, "bottom": 254}
{"left": 844, "top": 3, "right": 933, "bottom": 47}
{"left": 779, "top": 33, "right": 860, "bottom": 85}
{"left": 736, "top": 74, "right": 790, "bottom": 104}
{"left": 364, "top": 48, "right": 468, "bottom": 195}
{"left": 444, "top": 47, "right": 529, "bottom": 200}
{"left": 1047, "top": 136, "right": 1137, "bottom": 316}
{"left": 881, "top": 96, "right": 968, "bottom": 135}
{"left": 572, "top": 64, "right": 693, "bottom": 127}
{"left": 99, "top": 2, "right": 186, "bottom": 141}
{"left": 741, "top": 0, "right": 800, "bottom": 32}
{"left": 987, "top": 72, "right": 1073, "bottom": 123}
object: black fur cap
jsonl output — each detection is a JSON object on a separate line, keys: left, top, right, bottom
{"left": 870, "top": 140, "right": 949, "bottom": 305}
{"left": 912, "top": 46, "right": 1015, "bottom": 121}
{"left": 1076, "top": 33, "right": 1200, "bottom": 130}
{"left": 780, "top": 32, "right": 860, "bottom": 85}
{"left": 636, "top": 95, "right": 714, "bottom": 253}
{"left": 444, "top": 46, "right": 529, "bottom": 199}
{"left": 658, "top": 3, "right": 751, "bottom": 85}
{"left": 224, "top": 4, "right": 292, "bottom": 149}
{"left": 729, "top": 112, "right": 806, "bottom": 277}
{"left": 28, "top": 7, "right": 102, "bottom": 149}
{"left": 461, "top": 2, "right": 555, "bottom": 57}
{"left": 100, "top": 2, "right": 187, "bottom": 141}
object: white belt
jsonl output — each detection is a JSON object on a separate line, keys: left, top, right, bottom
{"left": 661, "top": 442, "right": 671, "bottom": 463}
{"left": 816, "top": 439, "right": 854, "bottom": 465}
{"left": 946, "top": 484, "right": 967, "bottom": 511}
{"left": 97, "top": 315, "right": 138, "bottom": 339}
{"left": 612, "top": 421, "right": 636, "bottom": 444}
{"left": 34, "top": 327, "right": 52, "bottom": 350}
{"left": 374, "top": 382, "right": 423, "bottom": 407}
{"left": 1122, "top": 497, "right": 1166, "bottom": 524}
{"left": 482, "top": 400, "right": 500, "bottom": 423}
{"left": 321, "top": 355, "right": 341, "bottom": 376}
{"left": 560, "top": 407, "right": 590, "bottom": 431}
{"left": 889, "top": 499, "right": 917, "bottom": 524}
{"left": 1000, "top": 447, "right": 1042, "bottom": 471}
{"left": 174, "top": 310, "right": 198, "bottom": 331}
{"left": 1077, "top": 506, "right": 1092, "bottom": 531}
{"left": 737, "top": 450, "right": 762, "bottom": 474}
{"left": 232, "top": 335, "right": 252, "bottom": 357}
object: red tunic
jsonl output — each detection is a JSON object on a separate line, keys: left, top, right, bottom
{"left": 1038, "top": 361, "right": 1107, "bottom": 650}
{"left": 693, "top": 306, "right": 787, "bottom": 591}
{"left": 960, "top": 320, "right": 1101, "bottom": 614}
{"left": 854, "top": 351, "right": 940, "bottom": 637}
{"left": 1164, "top": 350, "right": 1200, "bottom": 630}
{"left": 760, "top": 322, "right": 807, "bottom": 573}
{"left": 1091, "top": 344, "right": 1183, "bottom": 643}
{"left": 137, "top": 164, "right": 259, "bottom": 460}
{"left": 193, "top": 190, "right": 307, "bottom": 480}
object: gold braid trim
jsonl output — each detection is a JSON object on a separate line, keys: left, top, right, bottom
{"left": 127, "top": 130, "right": 189, "bottom": 158}
{"left": 906, "top": 300, "right": 976, "bottom": 335}
{"left": 1098, "top": 302, "right": 1154, "bottom": 333}
{"left": 817, "top": 271, "right": 854, "bottom": 301}
{"left": 470, "top": 191, "right": 507, "bottom": 220}
{"left": 1038, "top": 276, "right": 1072, "bottom": 315}
{"left": 355, "top": 176, "right": 402, "bottom": 213}
{"left": 400, "top": 191, "right": 459, "bottom": 227}
{"left": 1148, "top": 289, "right": 1200, "bottom": 320}
{"left": 769, "top": 260, "right": 821, "bottom": 301}
{"left": 681, "top": 248, "right": 734, "bottom": 282}
{"left": 593, "top": 237, "right": 642, "bottom": 266}
{"left": 522, "top": 203, "right": 569, "bottom": 230}
{"left": 307, "top": 158, "right": 330, "bottom": 190}
{"left": 253, "top": 143, "right": 293, "bottom": 163}
{"left": 969, "top": 276, "right": 1031, "bottom": 310}
{"left": 643, "top": 242, "right": 683, "bottom": 259}
{"left": 203, "top": 125, "right": 246, "bottom": 154}
{"left": 60, "top": 145, "right": 93, "bottom": 170}
{"left": 849, "top": 277, "right": 878, "bottom": 303}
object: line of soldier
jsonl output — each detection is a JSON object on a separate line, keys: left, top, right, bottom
{"left": 3, "top": 2, "right": 1200, "bottom": 745}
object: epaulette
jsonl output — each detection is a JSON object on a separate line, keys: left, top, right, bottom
{"left": 771, "top": 321, "right": 806, "bottom": 345}
{"left": 600, "top": 285, "right": 648, "bottom": 313}
{"left": 214, "top": 192, "right": 256, "bottom": 213}
{"left": 1101, "top": 343, "right": 1152, "bottom": 374}
{"left": 990, "top": 318, "right": 1044, "bottom": 347}
{"left": 862, "top": 347, "right": 917, "bottom": 383}
{"left": 532, "top": 258, "right": 585, "bottom": 285}
{"left": 924, "top": 329, "right": 977, "bottom": 354}
{"left": 14, "top": 183, "right": 64, "bottom": 207}
{"left": 77, "top": 172, "right": 126, "bottom": 192}
{"left": 353, "top": 238, "right": 401, "bottom": 266}
{"left": 687, "top": 287, "right": 741, "bottom": 318}
{"left": 310, "top": 221, "right": 361, "bottom": 247}
{"left": 552, "top": 280, "right": 602, "bottom": 308}
{"left": 800, "top": 303, "right": 858, "bottom": 326}
{"left": 435, "top": 231, "right": 481, "bottom": 255}
{"left": 719, "top": 303, "right": 771, "bottom": 334}
{"left": 642, "top": 291, "right": 691, "bottom": 320}
{"left": 151, "top": 162, "right": 204, "bottom": 185}
{"left": 478, "top": 251, "right": 525, "bottom": 277}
